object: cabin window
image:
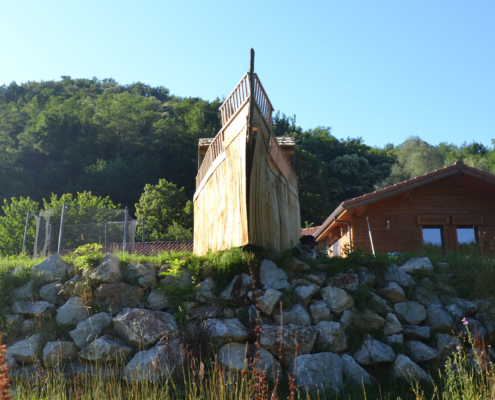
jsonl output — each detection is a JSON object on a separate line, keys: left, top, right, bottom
{"left": 422, "top": 226, "right": 444, "bottom": 251}
{"left": 332, "top": 239, "right": 340, "bottom": 257}
{"left": 457, "top": 226, "right": 478, "bottom": 252}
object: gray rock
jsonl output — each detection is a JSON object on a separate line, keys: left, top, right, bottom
{"left": 43, "top": 341, "right": 78, "bottom": 368}
{"left": 288, "top": 353, "right": 344, "bottom": 395}
{"left": 459, "top": 318, "right": 487, "bottom": 341}
{"left": 378, "top": 282, "right": 406, "bottom": 303}
{"left": 384, "top": 265, "right": 414, "bottom": 287}
{"left": 224, "top": 308, "right": 235, "bottom": 318}
{"left": 436, "top": 284, "right": 458, "bottom": 297}
{"left": 259, "top": 260, "right": 289, "bottom": 290}
{"left": 7, "top": 334, "right": 42, "bottom": 364}
{"left": 21, "top": 320, "right": 36, "bottom": 335}
{"left": 314, "top": 321, "right": 347, "bottom": 352}
{"left": 352, "top": 309, "right": 386, "bottom": 332}
{"left": 158, "top": 267, "right": 193, "bottom": 287}
{"left": 385, "top": 333, "right": 403, "bottom": 345}
{"left": 67, "top": 264, "right": 77, "bottom": 279}
{"left": 146, "top": 291, "right": 171, "bottom": 311}
{"left": 189, "top": 305, "right": 220, "bottom": 319}
{"left": 339, "top": 308, "right": 357, "bottom": 331}
{"left": 475, "top": 313, "right": 495, "bottom": 344}
{"left": 32, "top": 253, "right": 69, "bottom": 285}
{"left": 218, "top": 342, "right": 281, "bottom": 380}
{"left": 321, "top": 286, "right": 354, "bottom": 315}
{"left": 394, "top": 301, "right": 427, "bottom": 325}
{"left": 445, "top": 304, "right": 465, "bottom": 322}
{"left": 357, "top": 267, "right": 376, "bottom": 287}
{"left": 425, "top": 304, "right": 453, "bottom": 333}
{"left": 286, "top": 258, "right": 311, "bottom": 272}
{"left": 204, "top": 318, "right": 251, "bottom": 347}
{"left": 114, "top": 308, "right": 177, "bottom": 349}
{"left": 89, "top": 253, "right": 122, "bottom": 283}
{"left": 353, "top": 337, "right": 395, "bottom": 365}
{"left": 474, "top": 299, "right": 495, "bottom": 314}
{"left": 290, "top": 278, "right": 312, "bottom": 288}
{"left": 58, "top": 275, "right": 85, "bottom": 300}
{"left": 56, "top": 297, "right": 90, "bottom": 326}
{"left": 369, "top": 292, "right": 393, "bottom": 315}
{"left": 12, "top": 301, "right": 56, "bottom": 317}
{"left": 400, "top": 257, "right": 433, "bottom": 274}
{"left": 6, "top": 314, "right": 23, "bottom": 331}
{"left": 419, "top": 277, "right": 434, "bottom": 289}
{"left": 330, "top": 272, "right": 359, "bottom": 291}
{"left": 69, "top": 312, "right": 114, "bottom": 350}
{"left": 78, "top": 335, "right": 133, "bottom": 364}
{"left": 384, "top": 313, "right": 403, "bottom": 335}
{"left": 402, "top": 325, "right": 430, "bottom": 340}
{"left": 436, "top": 333, "right": 462, "bottom": 360}
{"left": 304, "top": 271, "right": 327, "bottom": 286}
{"left": 94, "top": 282, "right": 144, "bottom": 316}
{"left": 197, "top": 278, "right": 217, "bottom": 304}
{"left": 393, "top": 355, "right": 432, "bottom": 383}
{"left": 273, "top": 304, "right": 311, "bottom": 326}
{"left": 11, "top": 281, "right": 35, "bottom": 301}
{"left": 124, "top": 263, "right": 156, "bottom": 289}
{"left": 342, "top": 354, "right": 374, "bottom": 386}
{"left": 220, "top": 273, "right": 253, "bottom": 305}
{"left": 412, "top": 287, "right": 442, "bottom": 307}
{"left": 122, "top": 338, "right": 183, "bottom": 382}
{"left": 441, "top": 297, "right": 477, "bottom": 317}
{"left": 39, "top": 282, "right": 63, "bottom": 305}
{"left": 308, "top": 300, "right": 332, "bottom": 325}
{"left": 257, "top": 289, "right": 282, "bottom": 316}
{"left": 260, "top": 324, "right": 317, "bottom": 368}
{"left": 436, "top": 261, "right": 450, "bottom": 273}
{"left": 405, "top": 341, "right": 439, "bottom": 362}
{"left": 294, "top": 284, "right": 319, "bottom": 306}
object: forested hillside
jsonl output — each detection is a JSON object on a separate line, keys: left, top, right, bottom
{"left": 0, "top": 77, "right": 493, "bottom": 230}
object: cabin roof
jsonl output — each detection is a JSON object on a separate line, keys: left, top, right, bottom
{"left": 301, "top": 226, "right": 321, "bottom": 237}
{"left": 198, "top": 137, "right": 295, "bottom": 147}
{"left": 314, "top": 160, "right": 495, "bottom": 240}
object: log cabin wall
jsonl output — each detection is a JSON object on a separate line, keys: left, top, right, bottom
{"left": 351, "top": 177, "right": 495, "bottom": 254}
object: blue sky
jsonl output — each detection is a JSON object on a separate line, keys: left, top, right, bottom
{"left": 1, "top": 0, "right": 494, "bottom": 148}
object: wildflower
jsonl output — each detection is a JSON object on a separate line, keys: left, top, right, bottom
{"left": 462, "top": 318, "right": 469, "bottom": 326}
{"left": 456, "top": 345, "right": 462, "bottom": 351}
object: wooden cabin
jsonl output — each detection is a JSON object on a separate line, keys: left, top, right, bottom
{"left": 193, "top": 50, "right": 301, "bottom": 255}
{"left": 314, "top": 161, "right": 495, "bottom": 256}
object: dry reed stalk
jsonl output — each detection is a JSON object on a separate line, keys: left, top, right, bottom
{"left": 73, "top": 375, "right": 82, "bottom": 400}
{"left": 0, "top": 335, "right": 12, "bottom": 400}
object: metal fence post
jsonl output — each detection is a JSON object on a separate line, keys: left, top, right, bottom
{"left": 57, "top": 202, "right": 66, "bottom": 254}
{"left": 104, "top": 221, "right": 108, "bottom": 254}
{"left": 22, "top": 210, "right": 30, "bottom": 255}
{"left": 123, "top": 207, "right": 128, "bottom": 253}
{"left": 142, "top": 218, "right": 145, "bottom": 256}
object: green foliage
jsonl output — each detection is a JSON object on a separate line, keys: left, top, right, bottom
{"left": 135, "top": 179, "right": 192, "bottom": 241}
{"left": 72, "top": 243, "right": 104, "bottom": 268}
{"left": 0, "top": 196, "right": 39, "bottom": 256}
{"left": 353, "top": 284, "right": 372, "bottom": 310}
{"left": 166, "top": 221, "right": 193, "bottom": 241}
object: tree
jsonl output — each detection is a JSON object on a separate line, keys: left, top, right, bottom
{"left": 0, "top": 197, "right": 39, "bottom": 256}
{"left": 135, "top": 179, "right": 192, "bottom": 241}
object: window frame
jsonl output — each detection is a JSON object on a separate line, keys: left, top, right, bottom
{"left": 421, "top": 225, "right": 445, "bottom": 253}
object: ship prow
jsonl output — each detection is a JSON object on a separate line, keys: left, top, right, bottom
{"left": 193, "top": 49, "right": 301, "bottom": 255}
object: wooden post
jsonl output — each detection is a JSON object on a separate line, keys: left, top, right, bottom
{"left": 22, "top": 210, "right": 30, "bottom": 255}
{"left": 123, "top": 207, "right": 128, "bottom": 253}
{"left": 57, "top": 202, "right": 66, "bottom": 254}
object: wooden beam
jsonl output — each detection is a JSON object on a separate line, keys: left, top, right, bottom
{"left": 355, "top": 205, "right": 367, "bottom": 216}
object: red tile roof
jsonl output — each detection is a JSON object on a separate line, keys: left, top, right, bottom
{"left": 300, "top": 226, "right": 321, "bottom": 237}
{"left": 133, "top": 241, "right": 193, "bottom": 255}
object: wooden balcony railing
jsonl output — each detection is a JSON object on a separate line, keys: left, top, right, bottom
{"left": 267, "top": 132, "right": 298, "bottom": 191}
{"left": 196, "top": 128, "right": 224, "bottom": 190}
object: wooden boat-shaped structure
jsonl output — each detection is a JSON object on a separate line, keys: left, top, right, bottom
{"left": 193, "top": 50, "right": 301, "bottom": 255}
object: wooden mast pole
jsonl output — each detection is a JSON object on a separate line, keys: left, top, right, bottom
{"left": 245, "top": 48, "right": 256, "bottom": 244}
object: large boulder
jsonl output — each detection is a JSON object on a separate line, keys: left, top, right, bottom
{"left": 58, "top": 275, "right": 86, "bottom": 300}
{"left": 56, "top": 297, "right": 91, "bottom": 326}
{"left": 305, "top": 271, "right": 327, "bottom": 286}
{"left": 394, "top": 301, "right": 427, "bottom": 325}
{"left": 402, "top": 325, "right": 430, "bottom": 340}
{"left": 69, "top": 312, "right": 114, "bottom": 350}
{"left": 78, "top": 335, "right": 133, "bottom": 364}
{"left": 158, "top": 267, "right": 193, "bottom": 287}
{"left": 93, "top": 282, "right": 144, "bottom": 316}
{"left": 260, "top": 325, "right": 317, "bottom": 368}
{"left": 441, "top": 297, "right": 477, "bottom": 318}
{"left": 425, "top": 304, "right": 453, "bottom": 333}
{"left": 114, "top": 308, "right": 177, "bottom": 349}
{"left": 39, "top": 282, "right": 63, "bottom": 305}
{"left": 314, "top": 321, "right": 347, "bottom": 352}
{"left": 342, "top": 354, "right": 374, "bottom": 386}
{"left": 369, "top": 292, "right": 393, "bottom": 315}
{"left": 146, "top": 291, "right": 171, "bottom": 311}
{"left": 12, "top": 301, "right": 56, "bottom": 317}
{"left": 122, "top": 338, "right": 183, "bottom": 382}
{"left": 204, "top": 318, "right": 251, "bottom": 347}
{"left": 259, "top": 260, "right": 289, "bottom": 290}
{"left": 352, "top": 309, "right": 385, "bottom": 332}
{"left": 405, "top": 341, "right": 439, "bottom": 362}
{"left": 11, "top": 281, "right": 35, "bottom": 301}
{"left": 436, "top": 333, "right": 462, "bottom": 361}
{"left": 400, "top": 258, "right": 434, "bottom": 274}
{"left": 218, "top": 342, "right": 281, "bottom": 380}
{"left": 220, "top": 273, "right": 253, "bottom": 305}
{"left": 294, "top": 284, "right": 319, "bottom": 306}
{"left": 308, "top": 300, "right": 332, "bottom": 325}
{"left": 257, "top": 289, "right": 282, "bottom": 316}
{"left": 357, "top": 267, "right": 376, "bottom": 287}
{"left": 378, "top": 282, "right": 406, "bottom": 303}
{"left": 475, "top": 313, "right": 495, "bottom": 344}
{"left": 384, "top": 313, "right": 403, "bottom": 336}
{"left": 329, "top": 272, "right": 359, "bottom": 292}
{"left": 196, "top": 278, "right": 217, "bottom": 304}
{"left": 384, "top": 265, "right": 414, "bottom": 287}
{"left": 392, "top": 355, "right": 432, "bottom": 383}
{"left": 89, "top": 253, "right": 122, "bottom": 283}
{"left": 321, "top": 286, "right": 354, "bottom": 315}
{"left": 273, "top": 304, "right": 311, "bottom": 326}
{"left": 288, "top": 353, "right": 344, "bottom": 395}
{"left": 32, "top": 253, "right": 69, "bottom": 285}
{"left": 43, "top": 341, "right": 78, "bottom": 368}
{"left": 124, "top": 263, "right": 156, "bottom": 288}
{"left": 7, "top": 334, "right": 42, "bottom": 364}
{"left": 353, "top": 336, "right": 395, "bottom": 365}
{"left": 386, "top": 333, "right": 403, "bottom": 346}
{"left": 412, "top": 287, "right": 442, "bottom": 307}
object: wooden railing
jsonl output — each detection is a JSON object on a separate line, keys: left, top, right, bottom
{"left": 252, "top": 73, "right": 274, "bottom": 126}
{"left": 268, "top": 132, "right": 298, "bottom": 191}
{"left": 195, "top": 129, "right": 224, "bottom": 190}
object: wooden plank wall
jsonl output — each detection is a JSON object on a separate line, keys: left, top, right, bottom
{"left": 352, "top": 179, "right": 495, "bottom": 254}
{"left": 248, "top": 106, "right": 301, "bottom": 252}
{"left": 193, "top": 105, "right": 250, "bottom": 255}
